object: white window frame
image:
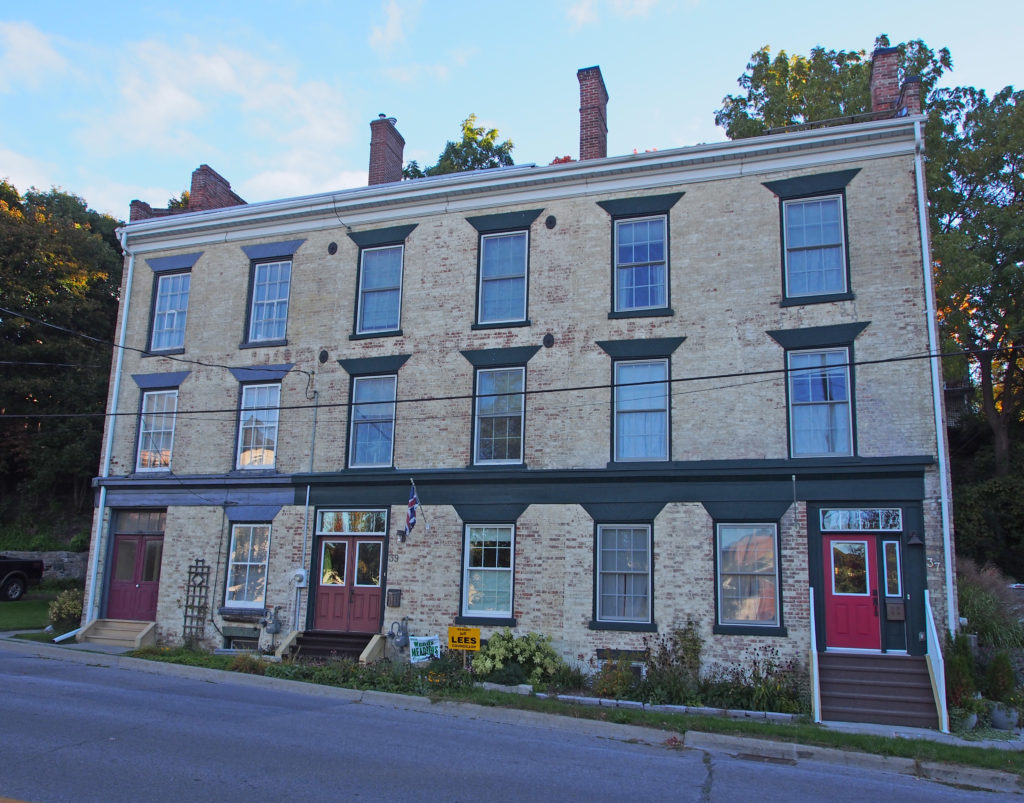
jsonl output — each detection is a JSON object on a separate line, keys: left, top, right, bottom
{"left": 236, "top": 383, "right": 281, "bottom": 469}
{"left": 883, "top": 540, "right": 903, "bottom": 598}
{"left": 596, "top": 524, "right": 652, "bottom": 624}
{"left": 348, "top": 375, "right": 397, "bottom": 468}
{"left": 614, "top": 215, "right": 667, "bottom": 312}
{"left": 136, "top": 389, "right": 178, "bottom": 471}
{"left": 614, "top": 359, "right": 669, "bottom": 462}
{"left": 478, "top": 231, "right": 528, "bottom": 324}
{"left": 247, "top": 259, "right": 291, "bottom": 342}
{"left": 788, "top": 347, "right": 853, "bottom": 457}
{"left": 716, "top": 523, "right": 780, "bottom": 627}
{"left": 783, "top": 195, "right": 847, "bottom": 298}
{"left": 225, "top": 523, "right": 271, "bottom": 608}
{"left": 356, "top": 244, "right": 404, "bottom": 334}
{"left": 473, "top": 366, "right": 525, "bottom": 465}
{"left": 462, "top": 524, "right": 515, "bottom": 618}
{"left": 150, "top": 271, "right": 190, "bottom": 351}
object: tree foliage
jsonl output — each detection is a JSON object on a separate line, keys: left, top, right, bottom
{"left": 0, "top": 181, "right": 122, "bottom": 525}
{"left": 403, "top": 114, "right": 514, "bottom": 178}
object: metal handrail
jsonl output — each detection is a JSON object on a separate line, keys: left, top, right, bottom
{"left": 924, "top": 590, "right": 950, "bottom": 733}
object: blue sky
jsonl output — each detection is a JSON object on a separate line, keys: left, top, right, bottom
{"left": 1, "top": 1, "right": 1019, "bottom": 218}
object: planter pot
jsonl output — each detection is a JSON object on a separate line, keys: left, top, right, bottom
{"left": 990, "top": 703, "right": 1019, "bottom": 730}
{"left": 962, "top": 711, "right": 979, "bottom": 730}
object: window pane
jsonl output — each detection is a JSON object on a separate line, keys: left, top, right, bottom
{"left": 321, "top": 541, "right": 347, "bottom": 586}
{"left": 789, "top": 349, "right": 851, "bottom": 456}
{"left": 884, "top": 541, "right": 902, "bottom": 596}
{"left": 151, "top": 273, "right": 190, "bottom": 350}
{"left": 138, "top": 390, "right": 177, "bottom": 470}
{"left": 350, "top": 376, "right": 397, "bottom": 467}
{"left": 479, "top": 232, "right": 527, "bottom": 323}
{"left": 717, "top": 524, "right": 778, "bottom": 626}
{"left": 249, "top": 260, "right": 291, "bottom": 341}
{"left": 226, "top": 524, "right": 270, "bottom": 606}
{"left": 475, "top": 368, "right": 524, "bottom": 464}
{"left": 358, "top": 246, "right": 403, "bottom": 332}
{"left": 832, "top": 541, "right": 868, "bottom": 594}
{"left": 114, "top": 541, "right": 138, "bottom": 581}
{"left": 615, "top": 360, "right": 668, "bottom": 461}
{"left": 316, "top": 510, "right": 387, "bottom": 534}
{"left": 237, "top": 384, "right": 280, "bottom": 468}
{"left": 615, "top": 217, "right": 667, "bottom": 311}
{"left": 142, "top": 540, "right": 163, "bottom": 582}
{"left": 356, "top": 542, "right": 382, "bottom": 586}
{"left": 597, "top": 525, "right": 651, "bottom": 622}
{"left": 785, "top": 197, "right": 845, "bottom": 296}
{"left": 464, "top": 526, "right": 513, "bottom": 615}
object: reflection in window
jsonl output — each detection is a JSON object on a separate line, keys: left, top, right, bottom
{"left": 356, "top": 541, "right": 382, "bottom": 587}
{"left": 237, "top": 383, "right": 280, "bottom": 469}
{"left": 320, "top": 541, "right": 347, "bottom": 586}
{"left": 884, "top": 541, "right": 902, "bottom": 597}
{"left": 598, "top": 525, "right": 651, "bottom": 623}
{"left": 226, "top": 524, "right": 270, "bottom": 607}
{"left": 717, "top": 524, "right": 779, "bottom": 626}
{"left": 316, "top": 510, "right": 387, "bottom": 534}
{"left": 831, "top": 541, "right": 868, "bottom": 595}
{"left": 463, "top": 525, "right": 513, "bottom": 617}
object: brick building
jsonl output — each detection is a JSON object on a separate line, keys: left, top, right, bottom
{"left": 84, "top": 55, "right": 956, "bottom": 728}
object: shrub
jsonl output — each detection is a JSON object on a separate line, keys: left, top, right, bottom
{"left": 956, "top": 558, "right": 1024, "bottom": 649}
{"left": 945, "top": 631, "right": 977, "bottom": 706}
{"left": 592, "top": 656, "right": 641, "bottom": 700}
{"left": 639, "top": 621, "right": 703, "bottom": 705}
{"left": 227, "top": 652, "right": 265, "bottom": 675}
{"left": 472, "top": 630, "right": 566, "bottom": 685}
{"left": 984, "top": 650, "right": 1016, "bottom": 702}
{"left": 48, "top": 588, "right": 83, "bottom": 633}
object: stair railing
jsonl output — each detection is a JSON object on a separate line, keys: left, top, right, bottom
{"left": 809, "top": 586, "right": 821, "bottom": 723}
{"left": 923, "top": 590, "right": 950, "bottom": 733}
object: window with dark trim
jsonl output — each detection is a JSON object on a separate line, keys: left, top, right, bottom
{"left": 466, "top": 210, "right": 542, "bottom": 329}
{"left": 349, "top": 375, "right": 397, "bottom": 468}
{"left": 131, "top": 371, "right": 189, "bottom": 473}
{"left": 461, "top": 346, "right": 540, "bottom": 467}
{"left": 762, "top": 169, "right": 859, "bottom": 306}
{"left": 236, "top": 383, "right": 281, "bottom": 470}
{"left": 461, "top": 524, "right": 514, "bottom": 619}
{"left": 240, "top": 240, "right": 304, "bottom": 347}
{"left": 596, "top": 524, "right": 652, "bottom": 625}
{"left": 716, "top": 523, "right": 780, "bottom": 628}
{"left": 347, "top": 224, "right": 416, "bottom": 339}
{"left": 145, "top": 252, "right": 201, "bottom": 354}
{"left": 225, "top": 523, "right": 271, "bottom": 608}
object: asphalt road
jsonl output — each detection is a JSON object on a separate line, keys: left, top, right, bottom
{"left": 0, "top": 645, "right": 1007, "bottom": 802}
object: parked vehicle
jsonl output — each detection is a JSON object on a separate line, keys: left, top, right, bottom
{"left": 0, "top": 555, "right": 45, "bottom": 601}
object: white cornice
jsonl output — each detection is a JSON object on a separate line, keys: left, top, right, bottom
{"left": 120, "top": 115, "right": 923, "bottom": 254}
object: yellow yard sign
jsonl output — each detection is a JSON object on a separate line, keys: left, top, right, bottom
{"left": 448, "top": 625, "right": 481, "bottom": 651}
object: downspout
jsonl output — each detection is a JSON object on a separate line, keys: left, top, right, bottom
{"left": 85, "top": 227, "right": 136, "bottom": 623}
{"left": 297, "top": 378, "right": 319, "bottom": 630}
{"left": 913, "top": 118, "right": 956, "bottom": 635}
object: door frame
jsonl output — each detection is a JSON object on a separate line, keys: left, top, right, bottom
{"left": 104, "top": 509, "right": 166, "bottom": 621}
{"left": 823, "top": 533, "right": 881, "bottom": 650}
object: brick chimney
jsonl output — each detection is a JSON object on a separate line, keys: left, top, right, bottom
{"left": 578, "top": 66, "right": 609, "bottom": 161}
{"left": 870, "top": 47, "right": 900, "bottom": 113}
{"left": 898, "top": 75, "right": 923, "bottom": 115}
{"left": 188, "top": 164, "right": 246, "bottom": 212}
{"left": 368, "top": 114, "right": 405, "bottom": 185}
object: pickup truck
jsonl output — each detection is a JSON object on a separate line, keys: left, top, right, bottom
{"left": 0, "top": 555, "right": 45, "bottom": 601}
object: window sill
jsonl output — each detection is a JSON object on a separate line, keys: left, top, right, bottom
{"left": 713, "top": 624, "right": 788, "bottom": 637}
{"left": 455, "top": 616, "right": 517, "bottom": 627}
{"left": 218, "top": 606, "right": 265, "bottom": 622}
{"left": 608, "top": 307, "right": 674, "bottom": 320}
{"left": 780, "top": 292, "right": 854, "bottom": 307}
{"left": 344, "top": 465, "right": 397, "bottom": 474}
{"left": 588, "top": 620, "right": 657, "bottom": 632}
{"left": 466, "top": 462, "right": 528, "bottom": 470}
{"left": 143, "top": 348, "right": 185, "bottom": 357}
{"left": 350, "top": 329, "right": 403, "bottom": 341}
{"left": 471, "top": 320, "right": 531, "bottom": 331}
{"left": 239, "top": 338, "right": 287, "bottom": 349}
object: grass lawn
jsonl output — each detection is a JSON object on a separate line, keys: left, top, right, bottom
{"left": 0, "top": 597, "right": 50, "bottom": 631}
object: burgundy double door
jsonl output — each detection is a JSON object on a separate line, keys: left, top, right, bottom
{"left": 107, "top": 534, "right": 163, "bottom": 621}
{"left": 313, "top": 536, "right": 383, "bottom": 633}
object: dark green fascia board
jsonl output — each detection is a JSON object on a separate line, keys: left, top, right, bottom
{"left": 145, "top": 252, "right": 203, "bottom": 273}
{"left": 581, "top": 502, "right": 666, "bottom": 522}
{"left": 597, "top": 337, "right": 686, "bottom": 359}
{"left": 596, "top": 192, "right": 684, "bottom": 217}
{"left": 453, "top": 502, "right": 530, "bottom": 523}
{"left": 132, "top": 371, "right": 190, "bottom": 389}
{"left": 241, "top": 239, "right": 305, "bottom": 261}
{"left": 338, "top": 354, "right": 411, "bottom": 376}
{"left": 702, "top": 500, "right": 793, "bottom": 522}
{"left": 762, "top": 169, "right": 860, "bottom": 200}
{"left": 228, "top": 363, "right": 294, "bottom": 382}
{"left": 225, "top": 505, "right": 282, "bottom": 522}
{"left": 460, "top": 345, "right": 541, "bottom": 368}
{"left": 767, "top": 321, "right": 870, "bottom": 350}
{"left": 465, "top": 209, "right": 543, "bottom": 233}
{"left": 347, "top": 224, "right": 418, "bottom": 249}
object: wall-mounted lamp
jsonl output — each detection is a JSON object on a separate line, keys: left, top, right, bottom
{"left": 907, "top": 531, "right": 924, "bottom": 546}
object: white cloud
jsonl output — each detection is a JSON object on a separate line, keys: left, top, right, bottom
{"left": 0, "top": 147, "right": 58, "bottom": 194}
{"left": 610, "top": 0, "right": 660, "bottom": 16}
{"left": 383, "top": 63, "right": 450, "bottom": 84}
{"left": 240, "top": 168, "right": 367, "bottom": 202}
{"left": 567, "top": 0, "right": 599, "bottom": 29}
{"left": 0, "top": 21, "right": 68, "bottom": 93}
{"left": 370, "top": 0, "right": 423, "bottom": 54}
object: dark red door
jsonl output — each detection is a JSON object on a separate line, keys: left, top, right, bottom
{"left": 824, "top": 534, "right": 880, "bottom": 650}
{"left": 313, "top": 538, "right": 382, "bottom": 633}
{"left": 107, "top": 534, "right": 162, "bottom": 620}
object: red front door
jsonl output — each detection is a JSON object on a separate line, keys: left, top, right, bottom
{"left": 107, "top": 534, "right": 163, "bottom": 620}
{"left": 313, "top": 537, "right": 383, "bottom": 633}
{"left": 824, "top": 534, "right": 880, "bottom": 650}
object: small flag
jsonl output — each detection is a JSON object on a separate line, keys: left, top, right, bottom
{"left": 405, "top": 482, "right": 419, "bottom": 536}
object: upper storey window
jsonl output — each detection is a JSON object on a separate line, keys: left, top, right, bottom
{"left": 348, "top": 224, "right": 416, "bottom": 339}
{"left": 145, "top": 252, "right": 202, "bottom": 354}
{"left": 466, "top": 209, "right": 542, "bottom": 329}
{"left": 240, "top": 240, "right": 304, "bottom": 347}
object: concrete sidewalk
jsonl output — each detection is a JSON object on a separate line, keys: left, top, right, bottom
{"left": 2, "top": 633, "right": 1021, "bottom": 794}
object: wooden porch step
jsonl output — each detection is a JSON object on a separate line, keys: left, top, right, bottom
{"left": 77, "top": 618, "right": 155, "bottom": 648}
{"left": 291, "top": 630, "right": 373, "bottom": 661}
{"left": 818, "top": 653, "right": 939, "bottom": 729}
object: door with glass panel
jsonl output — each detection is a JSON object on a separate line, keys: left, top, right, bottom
{"left": 312, "top": 510, "right": 385, "bottom": 633}
{"left": 823, "top": 534, "right": 881, "bottom": 649}
{"left": 107, "top": 511, "right": 165, "bottom": 621}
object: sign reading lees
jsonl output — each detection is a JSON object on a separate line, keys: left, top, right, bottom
{"left": 448, "top": 626, "right": 481, "bottom": 651}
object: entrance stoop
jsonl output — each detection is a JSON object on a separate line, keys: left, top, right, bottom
{"left": 77, "top": 619, "right": 156, "bottom": 649}
{"left": 818, "top": 652, "right": 939, "bottom": 728}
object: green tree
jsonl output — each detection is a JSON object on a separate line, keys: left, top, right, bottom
{"left": 0, "top": 181, "right": 122, "bottom": 528}
{"left": 404, "top": 114, "right": 514, "bottom": 178}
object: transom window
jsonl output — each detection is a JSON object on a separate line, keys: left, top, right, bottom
{"left": 248, "top": 260, "right": 291, "bottom": 342}
{"left": 349, "top": 375, "right": 397, "bottom": 468}
{"left": 357, "top": 245, "right": 403, "bottom": 334}
{"left": 150, "top": 272, "right": 190, "bottom": 351}
{"left": 478, "top": 231, "right": 527, "bottom": 324}
{"left": 137, "top": 389, "right": 177, "bottom": 471}
{"left": 225, "top": 523, "right": 270, "bottom": 607}
{"left": 783, "top": 196, "right": 846, "bottom": 298}
{"left": 462, "top": 525, "right": 514, "bottom": 617}
{"left": 820, "top": 508, "right": 902, "bottom": 531}
{"left": 316, "top": 509, "right": 387, "bottom": 534}
{"left": 614, "top": 359, "right": 668, "bottom": 461}
{"left": 716, "top": 523, "right": 779, "bottom": 627}
{"left": 788, "top": 348, "right": 852, "bottom": 457}
{"left": 474, "top": 367, "right": 525, "bottom": 464}
{"left": 597, "top": 525, "right": 651, "bottom": 623}
{"left": 237, "top": 383, "right": 281, "bottom": 469}
{"left": 615, "top": 216, "right": 667, "bottom": 311}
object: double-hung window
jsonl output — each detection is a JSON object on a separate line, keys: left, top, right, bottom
{"left": 474, "top": 367, "right": 525, "bottom": 464}
{"left": 137, "top": 390, "right": 178, "bottom": 471}
{"left": 248, "top": 260, "right": 291, "bottom": 342}
{"left": 462, "top": 525, "right": 514, "bottom": 618}
{"left": 150, "top": 272, "right": 190, "bottom": 351}
{"left": 788, "top": 348, "right": 852, "bottom": 457}
{"left": 614, "top": 359, "right": 668, "bottom": 461}
{"left": 783, "top": 196, "right": 846, "bottom": 297}
{"left": 225, "top": 523, "right": 270, "bottom": 608}
{"left": 716, "top": 523, "right": 780, "bottom": 628}
{"left": 478, "top": 232, "right": 528, "bottom": 324}
{"left": 349, "top": 375, "right": 397, "bottom": 468}
{"left": 237, "top": 383, "right": 281, "bottom": 469}
{"left": 615, "top": 216, "right": 667, "bottom": 312}
{"left": 356, "top": 245, "right": 403, "bottom": 334}
{"left": 596, "top": 524, "right": 652, "bottom": 624}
